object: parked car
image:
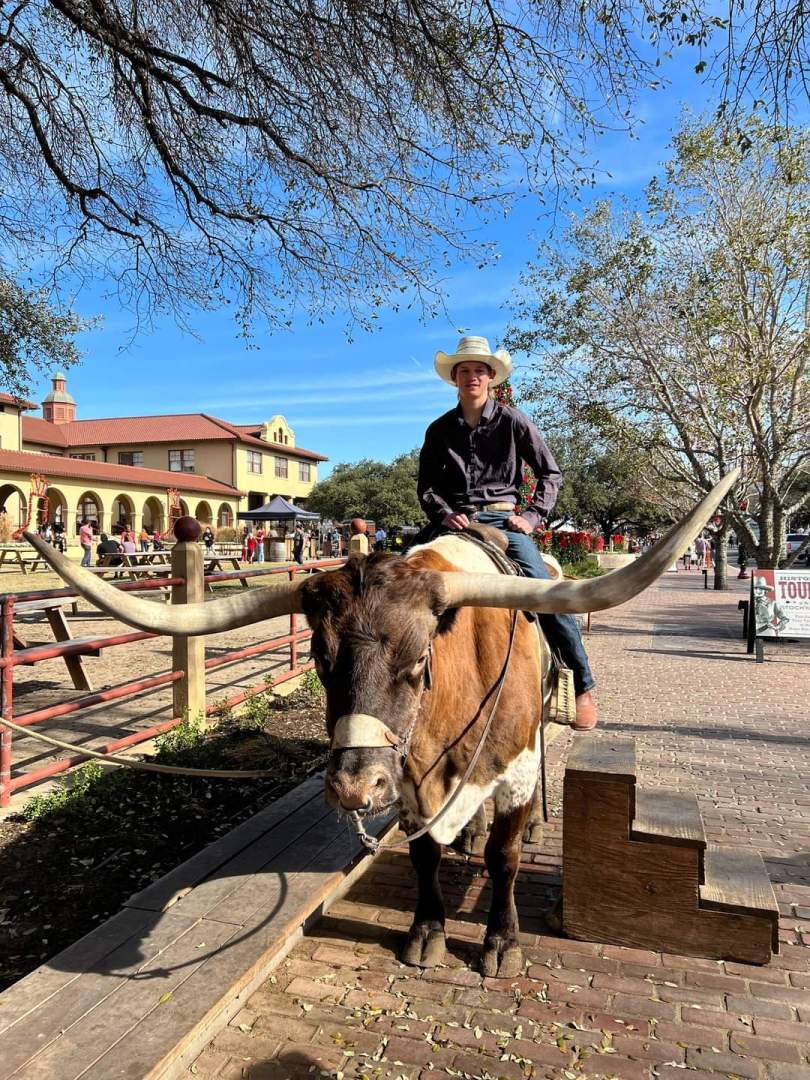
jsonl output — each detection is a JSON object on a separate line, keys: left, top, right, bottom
{"left": 785, "top": 533, "right": 810, "bottom": 564}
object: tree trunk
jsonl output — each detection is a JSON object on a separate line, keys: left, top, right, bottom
{"left": 713, "top": 527, "right": 730, "bottom": 591}
{"left": 757, "top": 493, "right": 775, "bottom": 568}
{"left": 773, "top": 504, "right": 785, "bottom": 569}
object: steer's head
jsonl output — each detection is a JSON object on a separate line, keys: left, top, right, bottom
{"left": 299, "top": 555, "right": 455, "bottom": 816}
{"left": 20, "top": 471, "right": 738, "bottom": 821}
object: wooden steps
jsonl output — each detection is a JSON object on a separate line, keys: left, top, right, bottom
{"left": 562, "top": 736, "right": 778, "bottom": 965}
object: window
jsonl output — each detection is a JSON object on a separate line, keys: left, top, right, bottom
{"left": 299, "top": 461, "right": 311, "bottom": 483}
{"left": 169, "top": 449, "right": 195, "bottom": 472}
{"left": 218, "top": 504, "right": 233, "bottom": 527}
{"left": 247, "top": 450, "right": 262, "bottom": 474}
{"left": 274, "top": 457, "right": 288, "bottom": 479}
{"left": 69, "top": 453, "right": 96, "bottom": 461}
{"left": 118, "top": 451, "right": 144, "bottom": 466}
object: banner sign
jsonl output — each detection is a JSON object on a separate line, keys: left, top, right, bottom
{"left": 752, "top": 570, "right": 810, "bottom": 639}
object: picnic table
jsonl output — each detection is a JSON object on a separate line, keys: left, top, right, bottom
{"left": 12, "top": 597, "right": 96, "bottom": 691}
{"left": 99, "top": 551, "right": 171, "bottom": 568}
{"left": 203, "top": 554, "right": 250, "bottom": 590}
{"left": 0, "top": 544, "right": 52, "bottom": 574}
{"left": 87, "top": 563, "right": 174, "bottom": 598}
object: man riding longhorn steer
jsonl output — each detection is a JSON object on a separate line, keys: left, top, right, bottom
{"left": 419, "top": 335, "right": 596, "bottom": 729}
{"left": 24, "top": 471, "right": 736, "bottom": 979}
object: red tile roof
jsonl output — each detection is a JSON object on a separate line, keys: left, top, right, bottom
{"left": 0, "top": 393, "right": 37, "bottom": 410}
{"left": 20, "top": 416, "right": 68, "bottom": 447}
{"left": 19, "top": 412, "right": 328, "bottom": 461}
{"left": 0, "top": 449, "right": 242, "bottom": 498}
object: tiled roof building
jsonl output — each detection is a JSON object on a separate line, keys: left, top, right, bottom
{"left": 0, "top": 377, "right": 327, "bottom": 537}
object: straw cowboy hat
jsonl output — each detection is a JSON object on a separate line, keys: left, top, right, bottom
{"left": 434, "top": 335, "right": 512, "bottom": 386}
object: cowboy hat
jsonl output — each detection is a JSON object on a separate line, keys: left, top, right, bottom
{"left": 434, "top": 335, "right": 512, "bottom": 386}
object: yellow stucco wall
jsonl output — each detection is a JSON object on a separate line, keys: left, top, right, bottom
{"left": 0, "top": 409, "right": 22, "bottom": 452}
{"left": 233, "top": 446, "right": 318, "bottom": 502}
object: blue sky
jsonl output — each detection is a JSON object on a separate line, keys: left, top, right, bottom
{"left": 24, "top": 50, "right": 741, "bottom": 476}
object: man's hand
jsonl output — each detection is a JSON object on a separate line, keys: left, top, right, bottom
{"left": 442, "top": 512, "right": 470, "bottom": 531}
{"left": 505, "top": 514, "right": 534, "bottom": 535}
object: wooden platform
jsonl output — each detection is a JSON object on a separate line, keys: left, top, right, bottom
{"left": 0, "top": 773, "right": 395, "bottom": 1080}
{"left": 562, "top": 736, "right": 779, "bottom": 965}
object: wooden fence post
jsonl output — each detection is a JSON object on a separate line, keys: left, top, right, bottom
{"left": 171, "top": 518, "right": 206, "bottom": 722}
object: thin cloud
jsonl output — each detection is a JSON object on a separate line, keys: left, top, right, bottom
{"left": 204, "top": 382, "right": 448, "bottom": 410}
{"left": 291, "top": 411, "right": 443, "bottom": 427}
{"left": 212, "top": 368, "right": 437, "bottom": 402}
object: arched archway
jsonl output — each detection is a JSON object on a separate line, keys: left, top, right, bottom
{"left": 179, "top": 498, "right": 189, "bottom": 517}
{"left": 112, "top": 493, "right": 136, "bottom": 533}
{"left": 0, "top": 483, "right": 28, "bottom": 534}
{"left": 142, "top": 496, "right": 165, "bottom": 535}
{"left": 76, "top": 491, "right": 102, "bottom": 534}
{"left": 195, "top": 500, "right": 213, "bottom": 524}
{"left": 217, "top": 503, "right": 233, "bottom": 528}
{"left": 47, "top": 487, "right": 68, "bottom": 528}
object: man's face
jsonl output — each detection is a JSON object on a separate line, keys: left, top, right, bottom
{"left": 453, "top": 361, "right": 495, "bottom": 396}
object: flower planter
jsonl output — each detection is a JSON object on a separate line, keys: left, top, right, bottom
{"left": 587, "top": 552, "right": 639, "bottom": 571}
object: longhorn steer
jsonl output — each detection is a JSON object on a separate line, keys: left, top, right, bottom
{"left": 301, "top": 534, "right": 550, "bottom": 975}
{"left": 24, "top": 472, "right": 738, "bottom": 976}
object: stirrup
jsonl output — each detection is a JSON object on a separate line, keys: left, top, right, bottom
{"left": 549, "top": 667, "right": 576, "bottom": 726}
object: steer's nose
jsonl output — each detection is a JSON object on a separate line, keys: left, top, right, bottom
{"left": 326, "top": 765, "right": 395, "bottom": 812}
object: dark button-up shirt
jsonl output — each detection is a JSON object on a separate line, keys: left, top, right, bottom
{"left": 418, "top": 399, "right": 562, "bottom": 529}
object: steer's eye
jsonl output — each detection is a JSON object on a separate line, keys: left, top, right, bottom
{"left": 313, "top": 654, "right": 331, "bottom": 679}
{"left": 406, "top": 653, "right": 429, "bottom": 682}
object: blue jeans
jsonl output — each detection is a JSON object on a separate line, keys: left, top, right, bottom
{"left": 81, "top": 543, "right": 92, "bottom": 567}
{"left": 473, "top": 512, "right": 595, "bottom": 695}
{"left": 255, "top": 542, "right": 264, "bottom": 563}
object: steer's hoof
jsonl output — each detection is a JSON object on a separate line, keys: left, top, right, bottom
{"left": 481, "top": 939, "right": 523, "bottom": 979}
{"left": 522, "top": 822, "right": 544, "bottom": 845}
{"left": 401, "top": 924, "right": 446, "bottom": 968}
{"left": 451, "top": 827, "right": 487, "bottom": 857}
{"left": 545, "top": 897, "right": 563, "bottom": 934}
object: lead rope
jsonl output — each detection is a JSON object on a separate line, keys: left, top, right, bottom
{"left": 348, "top": 609, "right": 519, "bottom": 854}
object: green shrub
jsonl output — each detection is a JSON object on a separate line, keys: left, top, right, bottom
{"left": 22, "top": 761, "right": 108, "bottom": 822}
{"left": 155, "top": 712, "right": 206, "bottom": 758}
{"left": 215, "top": 526, "right": 240, "bottom": 542}
{"left": 564, "top": 558, "right": 607, "bottom": 579}
{"left": 300, "top": 667, "right": 325, "bottom": 700}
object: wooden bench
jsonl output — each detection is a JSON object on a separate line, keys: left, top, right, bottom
{"left": 562, "top": 736, "right": 779, "bottom": 964}
{"left": 204, "top": 555, "right": 250, "bottom": 590}
{"left": 0, "top": 773, "right": 396, "bottom": 1080}
{"left": 0, "top": 546, "right": 52, "bottom": 574}
{"left": 13, "top": 598, "right": 96, "bottom": 691}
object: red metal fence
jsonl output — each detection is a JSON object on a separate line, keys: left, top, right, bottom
{"left": 0, "top": 556, "right": 343, "bottom": 806}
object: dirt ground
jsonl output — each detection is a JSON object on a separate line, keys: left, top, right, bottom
{"left": 2, "top": 565, "right": 317, "bottom": 804}
{"left": 0, "top": 681, "right": 330, "bottom": 991}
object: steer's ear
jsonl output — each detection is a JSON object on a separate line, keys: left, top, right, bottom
{"left": 435, "top": 606, "right": 459, "bottom": 637}
{"left": 428, "top": 574, "right": 459, "bottom": 637}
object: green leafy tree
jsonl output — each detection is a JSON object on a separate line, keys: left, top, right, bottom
{"left": 508, "top": 115, "right": 810, "bottom": 586}
{"left": 307, "top": 451, "right": 426, "bottom": 528}
{"left": 2, "top": 1, "right": 804, "bottom": 340}
{"left": 0, "top": 278, "right": 92, "bottom": 398}
{"left": 547, "top": 434, "right": 675, "bottom": 537}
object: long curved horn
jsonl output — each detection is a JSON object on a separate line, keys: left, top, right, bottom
{"left": 439, "top": 470, "right": 739, "bottom": 613}
{"left": 22, "top": 532, "right": 303, "bottom": 634}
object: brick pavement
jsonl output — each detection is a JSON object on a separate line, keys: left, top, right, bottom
{"left": 194, "top": 573, "right": 810, "bottom": 1079}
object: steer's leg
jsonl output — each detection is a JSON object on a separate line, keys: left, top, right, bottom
{"left": 401, "top": 832, "right": 446, "bottom": 968}
{"left": 451, "top": 802, "right": 488, "bottom": 856}
{"left": 482, "top": 799, "right": 532, "bottom": 978}
{"left": 523, "top": 782, "right": 545, "bottom": 844}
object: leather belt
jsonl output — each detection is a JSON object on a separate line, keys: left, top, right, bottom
{"left": 477, "top": 502, "right": 516, "bottom": 512}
